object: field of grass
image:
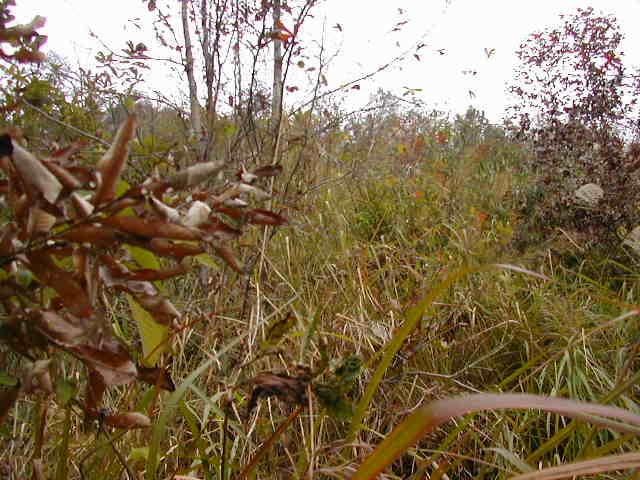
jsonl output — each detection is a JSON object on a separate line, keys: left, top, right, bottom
{"left": 3, "top": 107, "right": 640, "bottom": 480}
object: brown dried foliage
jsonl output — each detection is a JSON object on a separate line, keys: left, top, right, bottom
{"left": 0, "top": 115, "right": 286, "bottom": 429}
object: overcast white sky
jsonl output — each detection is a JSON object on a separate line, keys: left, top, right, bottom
{"left": 11, "top": 0, "right": 640, "bottom": 123}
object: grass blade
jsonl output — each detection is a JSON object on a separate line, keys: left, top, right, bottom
{"left": 510, "top": 452, "right": 640, "bottom": 480}
{"left": 347, "top": 266, "right": 478, "bottom": 441}
{"left": 145, "top": 335, "right": 245, "bottom": 480}
{"left": 351, "top": 393, "right": 640, "bottom": 480}
{"left": 347, "top": 263, "right": 548, "bottom": 441}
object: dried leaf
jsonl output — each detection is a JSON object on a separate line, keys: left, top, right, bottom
{"left": 30, "top": 310, "right": 84, "bottom": 343}
{"left": 22, "top": 359, "right": 52, "bottom": 395}
{"left": 93, "top": 115, "right": 137, "bottom": 205}
{"left": 137, "top": 365, "right": 175, "bottom": 391}
{"left": 247, "top": 209, "right": 288, "bottom": 226}
{"left": 247, "top": 372, "right": 308, "bottom": 413}
{"left": 103, "top": 411, "right": 151, "bottom": 429}
{"left": 10, "top": 140, "right": 63, "bottom": 204}
{"left": 60, "top": 224, "right": 120, "bottom": 246}
{"left": 70, "top": 192, "right": 95, "bottom": 217}
{"left": 28, "top": 207, "right": 56, "bottom": 234}
{"left": 43, "top": 161, "right": 83, "bottom": 189}
{"left": 0, "top": 383, "right": 20, "bottom": 427}
{"left": 238, "top": 183, "right": 270, "bottom": 201}
{"left": 200, "top": 216, "right": 241, "bottom": 241}
{"left": 144, "top": 239, "right": 205, "bottom": 259}
{"left": 27, "top": 251, "right": 93, "bottom": 317}
{"left": 134, "top": 294, "right": 180, "bottom": 327}
{"left": 66, "top": 338, "right": 137, "bottom": 386}
{"left": 103, "top": 215, "right": 202, "bottom": 241}
{"left": 150, "top": 196, "right": 180, "bottom": 223}
{"left": 214, "top": 244, "right": 245, "bottom": 273}
{"left": 167, "top": 161, "right": 225, "bottom": 189}
{"left": 85, "top": 370, "right": 105, "bottom": 412}
{"left": 183, "top": 200, "right": 211, "bottom": 227}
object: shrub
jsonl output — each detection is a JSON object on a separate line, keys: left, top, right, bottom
{"left": 509, "top": 7, "right": 640, "bottom": 246}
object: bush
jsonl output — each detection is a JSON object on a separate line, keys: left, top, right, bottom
{"left": 509, "top": 7, "right": 640, "bottom": 246}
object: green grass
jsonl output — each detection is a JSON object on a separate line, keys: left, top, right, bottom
{"left": 4, "top": 110, "right": 640, "bottom": 479}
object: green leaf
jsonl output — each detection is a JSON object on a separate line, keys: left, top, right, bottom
{"left": 0, "top": 372, "right": 18, "bottom": 387}
{"left": 126, "top": 245, "right": 161, "bottom": 270}
{"left": 55, "top": 378, "right": 77, "bottom": 407}
{"left": 127, "top": 294, "right": 168, "bottom": 367}
{"left": 129, "top": 447, "right": 149, "bottom": 463}
{"left": 334, "top": 355, "right": 363, "bottom": 386}
{"left": 194, "top": 253, "right": 220, "bottom": 269}
{"left": 314, "top": 383, "right": 353, "bottom": 421}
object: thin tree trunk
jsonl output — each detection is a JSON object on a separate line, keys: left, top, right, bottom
{"left": 181, "top": 0, "right": 203, "bottom": 158}
{"left": 271, "top": 0, "right": 283, "bottom": 138}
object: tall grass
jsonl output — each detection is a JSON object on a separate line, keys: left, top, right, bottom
{"left": 4, "top": 107, "right": 640, "bottom": 479}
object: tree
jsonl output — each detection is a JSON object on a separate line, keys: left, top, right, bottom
{"left": 508, "top": 7, "right": 640, "bottom": 245}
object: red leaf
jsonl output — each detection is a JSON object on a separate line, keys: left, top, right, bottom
{"left": 144, "top": 238, "right": 205, "bottom": 259}
{"left": 137, "top": 365, "right": 175, "bottom": 391}
{"left": 86, "top": 369, "right": 106, "bottom": 413}
{"left": 93, "top": 115, "right": 137, "bottom": 205}
{"left": 27, "top": 251, "right": 93, "bottom": 318}
{"left": 214, "top": 244, "right": 245, "bottom": 274}
{"left": 59, "top": 225, "right": 121, "bottom": 246}
{"left": 247, "top": 209, "right": 288, "bottom": 226}
{"left": 103, "top": 411, "right": 151, "bottom": 429}
{"left": 103, "top": 215, "right": 202, "bottom": 241}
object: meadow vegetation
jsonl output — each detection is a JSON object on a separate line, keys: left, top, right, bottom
{"left": 1, "top": 2, "right": 640, "bottom": 479}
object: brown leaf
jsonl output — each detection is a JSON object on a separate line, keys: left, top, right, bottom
{"left": 137, "top": 365, "right": 175, "bottom": 391}
{"left": 27, "top": 251, "right": 93, "bottom": 317}
{"left": 150, "top": 196, "right": 181, "bottom": 223}
{"left": 200, "top": 216, "right": 241, "bottom": 241}
{"left": 247, "top": 372, "right": 308, "bottom": 413}
{"left": 99, "top": 259, "right": 157, "bottom": 296}
{"left": 247, "top": 209, "right": 288, "bottom": 226}
{"left": 103, "top": 215, "right": 202, "bottom": 241}
{"left": 214, "top": 244, "right": 245, "bottom": 274}
{"left": 103, "top": 411, "right": 151, "bottom": 429}
{"left": 68, "top": 340, "right": 137, "bottom": 386}
{"left": 70, "top": 192, "right": 95, "bottom": 217}
{"left": 143, "top": 238, "right": 205, "bottom": 259}
{"left": 43, "top": 161, "right": 83, "bottom": 189}
{"left": 86, "top": 368, "right": 106, "bottom": 413}
{"left": 93, "top": 115, "right": 137, "bottom": 205}
{"left": 28, "top": 207, "right": 56, "bottom": 235}
{"left": 60, "top": 224, "right": 120, "bottom": 246}
{"left": 166, "top": 161, "right": 225, "bottom": 189}
{"left": 48, "top": 140, "right": 87, "bottom": 164}
{"left": 30, "top": 310, "right": 84, "bottom": 343}
{"left": 121, "top": 265, "right": 187, "bottom": 282}
{"left": 0, "top": 384, "right": 20, "bottom": 428}
{"left": 134, "top": 294, "right": 180, "bottom": 326}
{"left": 252, "top": 164, "right": 283, "bottom": 178}
{"left": 9, "top": 140, "right": 63, "bottom": 204}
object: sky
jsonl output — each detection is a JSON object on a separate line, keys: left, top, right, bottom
{"left": 10, "top": 0, "right": 640, "bottom": 123}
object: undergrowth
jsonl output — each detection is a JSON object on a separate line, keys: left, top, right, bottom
{"left": 3, "top": 105, "right": 640, "bottom": 479}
